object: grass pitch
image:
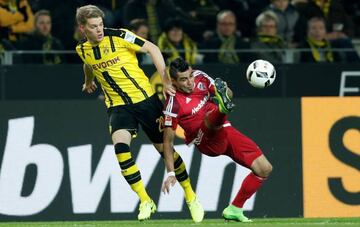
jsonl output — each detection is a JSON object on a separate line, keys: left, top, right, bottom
{"left": 0, "top": 218, "right": 359, "bottom": 227}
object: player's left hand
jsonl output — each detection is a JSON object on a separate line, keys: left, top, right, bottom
{"left": 82, "top": 81, "right": 97, "bottom": 93}
{"left": 162, "top": 176, "right": 177, "bottom": 194}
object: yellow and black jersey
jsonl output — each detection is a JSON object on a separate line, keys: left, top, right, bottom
{"left": 75, "top": 28, "right": 155, "bottom": 108}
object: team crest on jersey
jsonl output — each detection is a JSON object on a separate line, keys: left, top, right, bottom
{"left": 186, "top": 97, "right": 192, "bottom": 103}
{"left": 103, "top": 45, "right": 110, "bottom": 55}
{"left": 197, "top": 82, "right": 206, "bottom": 91}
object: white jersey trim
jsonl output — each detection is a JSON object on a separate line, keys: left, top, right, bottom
{"left": 164, "top": 96, "right": 178, "bottom": 117}
{"left": 163, "top": 111, "right": 177, "bottom": 117}
{"left": 193, "top": 70, "right": 215, "bottom": 87}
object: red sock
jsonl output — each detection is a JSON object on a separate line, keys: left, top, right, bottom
{"left": 232, "top": 172, "right": 265, "bottom": 208}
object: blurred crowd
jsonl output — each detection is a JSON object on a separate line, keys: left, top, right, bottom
{"left": 1, "top": 0, "right": 360, "bottom": 64}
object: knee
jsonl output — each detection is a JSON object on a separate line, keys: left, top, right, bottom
{"left": 256, "top": 162, "right": 273, "bottom": 178}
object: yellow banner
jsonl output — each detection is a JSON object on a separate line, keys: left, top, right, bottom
{"left": 302, "top": 97, "right": 360, "bottom": 217}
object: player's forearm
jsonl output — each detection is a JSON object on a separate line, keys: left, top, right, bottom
{"left": 163, "top": 128, "right": 175, "bottom": 173}
{"left": 163, "top": 143, "right": 175, "bottom": 173}
{"left": 83, "top": 64, "right": 95, "bottom": 84}
{"left": 143, "top": 41, "right": 169, "bottom": 84}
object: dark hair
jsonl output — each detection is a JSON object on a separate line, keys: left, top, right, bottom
{"left": 128, "top": 18, "right": 148, "bottom": 32}
{"left": 169, "top": 57, "right": 189, "bottom": 79}
{"left": 163, "top": 18, "right": 183, "bottom": 32}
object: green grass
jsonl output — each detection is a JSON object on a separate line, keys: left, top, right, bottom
{"left": 0, "top": 218, "right": 359, "bottom": 227}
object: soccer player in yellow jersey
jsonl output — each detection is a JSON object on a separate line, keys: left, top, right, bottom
{"left": 75, "top": 5, "right": 204, "bottom": 222}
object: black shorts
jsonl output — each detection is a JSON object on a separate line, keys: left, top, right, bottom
{"left": 107, "top": 94, "right": 164, "bottom": 143}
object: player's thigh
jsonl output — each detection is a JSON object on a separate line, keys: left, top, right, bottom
{"left": 197, "top": 128, "right": 228, "bottom": 156}
{"left": 225, "top": 127, "right": 263, "bottom": 168}
{"left": 135, "top": 95, "right": 164, "bottom": 144}
{"left": 108, "top": 105, "right": 139, "bottom": 138}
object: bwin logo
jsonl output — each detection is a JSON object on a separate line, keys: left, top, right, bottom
{"left": 0, "top": 116, "right": 256, "bottom": 217}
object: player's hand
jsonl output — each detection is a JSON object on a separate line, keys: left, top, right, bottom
{"left": 162, "top": 176, "right": 177, "bottom": 194}
{"left": 163, "top": 82, "right": 176, "bottom": 97}
{"left": 82, "top": 81, "right": 97, "bottom": 93}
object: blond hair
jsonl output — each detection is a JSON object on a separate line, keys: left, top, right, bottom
{"left": 76, "top": 5, "right": 104, "bottom": 25}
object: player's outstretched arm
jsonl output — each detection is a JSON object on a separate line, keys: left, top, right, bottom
{"left": 162, "top": 127, "right": 177, "bottom": 194}
{"left": 82, "top": 64, "right": 97, "bottom": 93}
{"left": 140, "top": 40, "right": 176, "bottom": 97}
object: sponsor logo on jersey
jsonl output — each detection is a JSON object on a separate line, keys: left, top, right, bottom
{"left": 191, "top": 95, "right": 209, "bottom": 115}
{"left": 92, "top": 56, "right": 120, "bottom": 70}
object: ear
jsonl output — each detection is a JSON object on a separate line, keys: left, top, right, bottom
{"left": 78, "top": 24, "right": 85, "bottom": 34}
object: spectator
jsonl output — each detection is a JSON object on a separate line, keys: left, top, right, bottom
{"left": 298, "top": 16, "right": 359, "bottom": 63}
{"left": 17, "top": 9, "right": 64, "bottom": 64}
{"left": 251, "top": 11, "right": 286, "bottom": 63}
{"left": 202, "top": 10, "right": 253, "bottom": 64}
{"left": 293, "top": 0, "right": 354, "bottom": 39}
{"left": 0, "top": 0, "right": 34, "bottom": 44}
{"left": 128, "top": 18, "right": 153, "bottom": 65}
{"left": 65, "top": 21, "right": 84, "bottom": 64}
{"left": 158, "top": 18, "right": 199, "bottom": 65}
{"left": 265, "top": 0, "right": 300, "bottom": 46}
{"left": 123, "top": 0, "right": 172, "bottom": 43}
{"left": 164, "top": 0, "right": 220, "bottom": 42}
{"left": 298, "top": 16, "right": 337, "bottom": 62}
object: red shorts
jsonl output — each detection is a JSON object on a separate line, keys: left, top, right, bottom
{"left": 196, "top": 125, "right": 263, "bottom": 168}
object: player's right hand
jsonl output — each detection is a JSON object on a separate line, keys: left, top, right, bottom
{"left": 82, "top": 81, "right": 97, "bottom": 93}
{"left": 163, "top": 82, "right": 176, "bottom": 97}
{"left": 162, "top": 176, "right": 177, "bottom": 194}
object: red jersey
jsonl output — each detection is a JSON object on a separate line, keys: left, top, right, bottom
{"left": 163, "top": 70, "right": 227, "bottom": 144}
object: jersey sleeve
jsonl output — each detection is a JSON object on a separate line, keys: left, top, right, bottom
{"left": 193, "top": 70, "right": 216, "bottom": 94}
{"left": 75, "top": 45, "right": 85, "bottom": 62}
{"left": 75, "top": 40, "right": 87, "bottom": 63}
{"left": 163, "top": 96, "right": 180, "bottom": 130}
{"left": 105, "top": 28, "right": 145, "bottom": 52}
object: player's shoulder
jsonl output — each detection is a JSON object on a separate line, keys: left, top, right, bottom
{"left": 104, "top": 28, "right": 144, "bottom": 46}
{"left": 104, "top": 27, "right": 126, "bottom": 38}
{"left": 75, "top": 37, "right": 88, "bottom": 49}
{"left": 192, "top": 70, "right": 214, "bottom": 83}
{"left": 165, "top": 94, "right": 182, "bottom": 106}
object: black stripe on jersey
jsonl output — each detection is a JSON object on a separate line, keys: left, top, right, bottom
{"left": 80, "top": 44, "right": 85, "bottom": 59}
{"left": 92, "top": 46, "right": 101, "bottom": 60}
{"left": 109, "top": 36, "right": 116, "bottom": 52}
{"left": 102, "top": 71, "right": 133, "bottom": 104}
{"left": 121, "top": 67, "right": 149, "bottom": 99}
{"left": 135, "top": 38, "right": 145, "bottom": 47}
{"left": 104, "top": 28, "right": 125, "bottom": 38}
{"left": 103, "top": 89, "right": 113, "bottom": 107}
{"left": 124, "top": 171, "right": 141, "bottom": 184}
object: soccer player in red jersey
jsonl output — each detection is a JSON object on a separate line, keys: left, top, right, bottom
{"left": 161, "top": 57, "right": 273, "bottom": 222}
